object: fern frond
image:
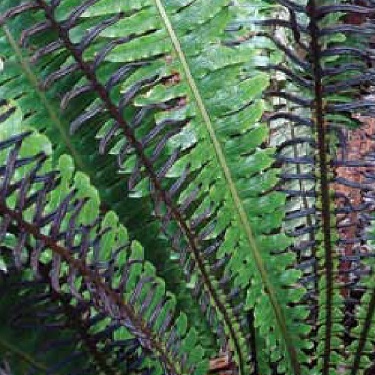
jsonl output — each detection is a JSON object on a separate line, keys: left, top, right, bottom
{"left": 0, "top": 2, "right": 262, "bottom": 373}
{"left": 0, "top": 1, "right": 309, "bottom": 372}
{"left": 256, "top": 1, "right": 375, "bottom": 374}
{"left": 0, "top": 103, "right": 208, "bottom": 375}
{"left": 3, "top": 1, "right": 375, "bottom": 374}
{"left": 0, "top": 10, "right": 214, "bottom": 349}
{"left": 346, "top": 132, "right": 375, "bottom": 375}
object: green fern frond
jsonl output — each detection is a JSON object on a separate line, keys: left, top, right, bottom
{"left": 0, "top": 8, "right": 216, "bottom": 351}
{"left": 251, "top": 1, "right": 375, "bottom": 374}
{"left": 0, "top": 0, "right": 311, "bottom": 372}
{"left": 0, "top": 102, "right": 208, "bottom": 375}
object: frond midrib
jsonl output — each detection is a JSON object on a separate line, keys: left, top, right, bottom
{"left": 153, "top": 1, "right": 299, "bottom": 374}
{"left": 308, "top": 3, "right": 335, "bottom": 374}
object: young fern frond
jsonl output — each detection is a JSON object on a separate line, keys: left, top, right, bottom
{"left": 0, "top": 104, "right": 207, "bottom": 375}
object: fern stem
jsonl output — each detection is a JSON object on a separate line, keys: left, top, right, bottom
{"left": 153, "top": 1, "right": 300, "bottom": 374}
{"left": 0, "top": 337, "right": 48, "bottom": 372}
{"left": 307, "top": 2, "right": 334, "bottom": 374}
{"left": 1, "top": 25, "right": 88, "bottom": 174}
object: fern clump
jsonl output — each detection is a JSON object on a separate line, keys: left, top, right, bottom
{"left": 0, "top": 1, "right": 375, "bottom": 375}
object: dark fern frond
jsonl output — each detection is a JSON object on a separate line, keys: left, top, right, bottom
{"left": 0, "top": 269, "right": 147, "bottom": 375}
